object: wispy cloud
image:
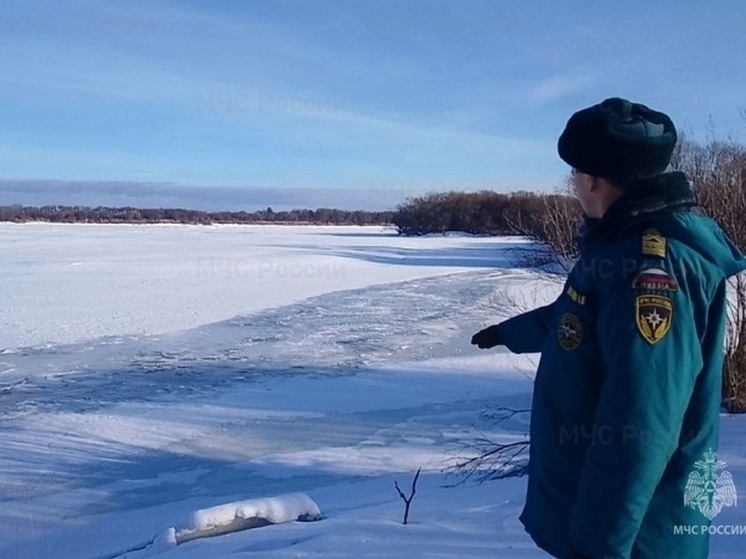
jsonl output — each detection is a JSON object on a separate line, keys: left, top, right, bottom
{"left": 530, "top": 76, "right": 593, "bottom": 105}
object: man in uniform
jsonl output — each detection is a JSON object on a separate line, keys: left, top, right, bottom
{"left": 471, "top": 98, "right": 746, "bottom": 558}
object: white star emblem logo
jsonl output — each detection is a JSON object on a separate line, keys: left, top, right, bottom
{"left": 645, "top": 309, "right": 664, "bottom": 328}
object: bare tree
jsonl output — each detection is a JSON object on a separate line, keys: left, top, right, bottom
{"left": 506, "top": 181, "right": 582, "bottom": 272}
{"left": 724, "top": 274, "right": 746, "bottom": 412}
{"left": 447, "top": 405, "right": 531, "bottom": 484}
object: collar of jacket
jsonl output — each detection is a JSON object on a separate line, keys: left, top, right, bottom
{"left": 578, "top": 171, "right": 698, "bottom": 247}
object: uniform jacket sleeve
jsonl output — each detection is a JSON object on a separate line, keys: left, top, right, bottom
{"left": 569, "top": 266, "right": 708, "bottom": 558}
{"left": 498, "top": 301, "right": 557, "bottom": 354}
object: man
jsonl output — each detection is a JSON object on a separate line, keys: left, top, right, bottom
{"left": 471, "top": 98, "right": 746, "bottom": 559}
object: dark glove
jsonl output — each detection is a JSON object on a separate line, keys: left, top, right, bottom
{"left": 470, "top": 324, "right": 503, "bottom": 349}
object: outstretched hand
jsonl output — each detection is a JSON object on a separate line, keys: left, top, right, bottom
{"left": 470, "top": 324, "right": 503, "bottom": 349}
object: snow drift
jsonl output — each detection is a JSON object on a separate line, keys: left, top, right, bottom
{"left": 173, "top": 493, "right": 322, "bottom": 544}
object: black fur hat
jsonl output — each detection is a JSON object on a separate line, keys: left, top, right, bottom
{"left": 558, "top": 97, "right": 677, "bottom": 182}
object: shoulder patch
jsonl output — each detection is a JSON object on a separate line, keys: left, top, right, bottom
{"left": 636, "top": 295, "right": 673, "bottom": 344}
{"left": 566, "top": 285, "right": 587, "bottom": 305}
{"left": 632, "top": 268, "right": 678, "bottom": 292}
{"left": 641, "top": 229, "right": 667, "bottom": 258}
{"left": 558, "top": 313, "right": 583, "bottom": 350}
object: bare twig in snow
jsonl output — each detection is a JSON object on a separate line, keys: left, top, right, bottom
{"left": 394, "top": 468, "right": 421, "bottom": 525}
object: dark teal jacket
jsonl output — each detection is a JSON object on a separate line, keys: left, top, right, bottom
{"left": 499, "top": 173, "right": 746, "bottom": 559}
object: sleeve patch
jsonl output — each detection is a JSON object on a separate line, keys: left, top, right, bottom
{"left": 636, "top": 295, "right": 673, "bottom": 344}
{"left": 558, "top": 313, "right": 584, "bottom": 350}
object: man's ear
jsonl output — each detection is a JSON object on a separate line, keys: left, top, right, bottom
{"left": 587, "top": 174, "right": 603, "bottom": 193}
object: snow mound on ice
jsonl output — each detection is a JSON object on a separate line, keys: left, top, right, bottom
{"left": 174, "top": 493, "right": 321, "bottom": 544}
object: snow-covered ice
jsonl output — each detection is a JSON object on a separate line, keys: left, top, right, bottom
{"left": 1, "top": 223, "right": 744, "bottom": 558}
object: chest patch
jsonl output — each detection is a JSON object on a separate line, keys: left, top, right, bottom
{"left": 632, "top": 268, "right": 678, "bottom": 292}
{"left": 558, "top": 313, "right": 583, "bottom": 350}
{"left": 636, "top": 295, "right": 673, "bottom": 344}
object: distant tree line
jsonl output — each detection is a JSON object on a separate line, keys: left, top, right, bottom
{"left": 0, "top": 205, "right": 395, "bottom": 226}
{"left": 392, "top": 191, "right": 539, "bottom": 236}
{"left": 392, "top": 190, "right": 582, "bottom": 267}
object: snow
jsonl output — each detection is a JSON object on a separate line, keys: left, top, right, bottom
{"left": 0, "top": 223, "right": 529, "bottom": 350}
{"left": 0, "top": 223, "right": 744, "bottom": 558}
{"left": 180, "top": 493, "right": 321, "bottom": 536}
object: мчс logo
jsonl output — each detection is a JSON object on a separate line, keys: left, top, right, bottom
{"left": 557, "top": 313, "right": 583, "bottom": 350}
{"left": 684, "top": 449, "right": 738, "bottom": 520}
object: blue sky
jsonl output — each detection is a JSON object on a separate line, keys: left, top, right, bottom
{"left": 0, "top": 0, "right": 744, "bottom": 210}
